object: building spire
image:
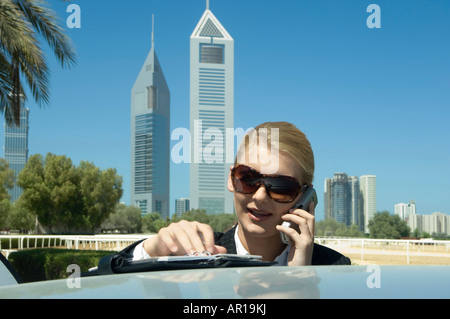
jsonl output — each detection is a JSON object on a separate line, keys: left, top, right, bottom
{"left": 151, "top": 13, "right": 155, "bottom": 49}
{"left": 206, "top": 0, "right": 210, "bottom": 10}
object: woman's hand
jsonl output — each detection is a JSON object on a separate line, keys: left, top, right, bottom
{"left": 276, "top": 202, "right": 315, "bottom": 266}
{"left": 142, "top": 220, "right": 227, "bottom": 257}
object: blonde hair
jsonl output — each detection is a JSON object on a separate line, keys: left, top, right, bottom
{"left": 235, "top": 121, "right": 315, "bottom": 185}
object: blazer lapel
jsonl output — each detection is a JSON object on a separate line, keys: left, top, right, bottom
{"left": 215, "top": 224, "right": 237, "bottom": 254}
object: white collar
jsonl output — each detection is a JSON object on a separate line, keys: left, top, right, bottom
{"left": 233, "top": 224, "right": 290, "bottom": 266}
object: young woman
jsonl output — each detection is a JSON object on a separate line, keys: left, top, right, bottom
{"left": 131, "top": 121, "right": 350, "bottom": 266}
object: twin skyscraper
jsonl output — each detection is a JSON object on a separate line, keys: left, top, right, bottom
{"left": 130, "top": 4, "right": 234, "bottom": 218}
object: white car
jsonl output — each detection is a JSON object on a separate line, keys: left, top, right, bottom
{"left": 1, "top": 252, "right": 449, "bottom": 299}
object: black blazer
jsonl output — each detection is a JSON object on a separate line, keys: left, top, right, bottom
{"left": 214, "top": 225, "right": 351, "bottom": 266}
{"left": 120, "top": 225, "right": 351, "bottom": 266}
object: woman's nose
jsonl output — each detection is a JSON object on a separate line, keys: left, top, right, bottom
{"left": 252, "top": 183, "right": 270, "bottom": 202}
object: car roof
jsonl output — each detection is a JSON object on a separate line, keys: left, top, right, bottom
{"left": 0, "top": 253, "right": 22, "bottom": 286}
{"left": 0, "top": 265, "right": 448, "bottom": 299}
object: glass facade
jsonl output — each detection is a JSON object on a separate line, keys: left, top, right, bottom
{"left": 199, "top": 197, "right": 225, "bottom": 215}
{"left": 324, "top": 172, "right": 364, "bottom": 230}
{"left": 360, "top": 175, "right": 376, "bottom": 233}
{"left": 131, "top": 41, "right": 170, "bottom": 218}
{"left": 175, "top": 198, "right": 190, "bottom": 215}
{"left": 200, "top": 44, "right": 224, "bottom": 64}
{"left": 134, "top": 113, "right": 168, "bottom": 196}
{"left": 4, "top": 106, "right": 29, "bottom": 202}
{"left": 331, "top": 173, "right": 350, "bottom": 224}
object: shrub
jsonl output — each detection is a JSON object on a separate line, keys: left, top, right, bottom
{"left": 8, "top": 249, "right": 113, "bottom": 283}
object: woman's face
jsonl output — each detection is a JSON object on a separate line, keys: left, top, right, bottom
{"left": 227, "top": 146, "right": 305, "bottom": 240}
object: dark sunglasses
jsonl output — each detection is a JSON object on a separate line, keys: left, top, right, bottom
{"left": 231, "top": 164, "right": 307, "bottom": 203}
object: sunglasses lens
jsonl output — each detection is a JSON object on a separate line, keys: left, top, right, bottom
{"left": 232, "top": 165, "right": 260, "bottom": 194}
{"left": 232, "top": 165, "right": 300, "bottom": 202}
{"left": 264, "top": 176, "right": 299, "bottom": 202}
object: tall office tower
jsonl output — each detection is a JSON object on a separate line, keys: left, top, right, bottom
{"left": 360, "top": 175, "right": 376, "bottom": 233}
{"left": 421, "top": 212, "right": 449, "bottom": 236}
{"left": 175, "top": 198, "right": 190, "bottom": 216}
{"left": 348, "top": 176, "right": 360, "bottom": 227}
{"left": 394, "top": 203, "right": 407, "bottom": 220}
{"left": 4, "top": 105, "right": 29, "bottom": 202}
{"left": 189, "top": 4, "right": 234, "bottom": 214}
{"left": 331, "top": 173, "right": 350, "bottom": 224}
{"left": 324, "top": 173, "right": 361, "bottom": 227}
{"left": 323, "top": 178, "right": 332, "bottom": 220}
{"left": 394, "top": 200, "right": 416, "bottom": 221}
{"left": 131, "top": 17, "right": 170, "bottom": 218}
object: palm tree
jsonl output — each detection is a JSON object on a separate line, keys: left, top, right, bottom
{"left": 0, "top": 0, "right": 76, "bottom": 125}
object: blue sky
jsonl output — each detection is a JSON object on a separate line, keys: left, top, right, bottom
{"left": 4, "top": 0, "right": 449, "bottom": 221}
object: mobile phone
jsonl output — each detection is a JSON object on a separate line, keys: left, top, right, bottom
{"left": 280, "top": 186, "right": 318, "bottom": 244}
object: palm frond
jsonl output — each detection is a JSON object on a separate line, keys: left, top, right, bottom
{"left": 0, "top": 0, "right": 75, "bottom": 125}
{"left": 14, "top": 0, "right": 76, "bottom": 68}
{"left": 0, "top": 52, "right": 14, "bottom": 115}
{"left": 0, "top": 0, "right": 38, "bottom": 54}
{"left": 16, "top": 48, "right": 49, "bottom": 105}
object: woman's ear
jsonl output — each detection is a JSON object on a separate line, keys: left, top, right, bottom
{"left": 227, "top": 166, "right": 234, "bottom": 192}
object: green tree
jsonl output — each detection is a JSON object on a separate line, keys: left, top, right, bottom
{"left": 15, "top": 154, "right": 47, "bottom": 225}
{"left": 78, "top": 161, "right": 123, "bottom": 232}
{"left": 315, "top": 218, "right": 340, "bottom": 237}
{"left": 315, "top": 218, "right": 364, "bottom": 237}
{"left": 208, "top": 213, "right": 237, "bottom": 233}
{"left": 101, "top": 203, "right": 142, "bottom": 234}
{"left": 420, "top": 231, "right": 430, "bottom": 238}
{"left": 140, "top": 209, "right": 237, "bottom": 234}
{"left": 18, "top": 153, "right": 123, "bottom": 234}
{"left": 172, "top": 209, "right": 210, "bottom": 224}
{"left": 141, "top": 212, "right": 168, "bottom": 234}
{"left": 18, "top": 153, "right": 81, "bottom": 233}
{"left": 347, "top": 224, "right": 364, "bottom": 237}
{"left": 171, "top": 209, "right": 237, "bottom": 233}
{"left": 368, "top": 211, "right": 410, "bottom": 239}
{"left": 0, "top": 158, "right": 15, "bottom": 201}
{"left": 7, "top": 197, "right": 35, "bottom": 232}
{"left": 0, "top": 198, "right": 11, "bottom": 229}
{"left": 0, "top": 0, "right": 76, "bottom": 125}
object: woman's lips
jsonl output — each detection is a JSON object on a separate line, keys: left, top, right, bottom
{"left": 248, "top": 208, "right": 272, "bottom": 221}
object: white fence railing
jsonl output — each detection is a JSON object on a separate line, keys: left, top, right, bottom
{"left": 315, "top": 237, "right": 450, "bottom": 264}
{"left": 2, "top": 235, "right": 450, "bottom": 264}
{"left": 0, "top": 234, "right": 151, "bottom": 256}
